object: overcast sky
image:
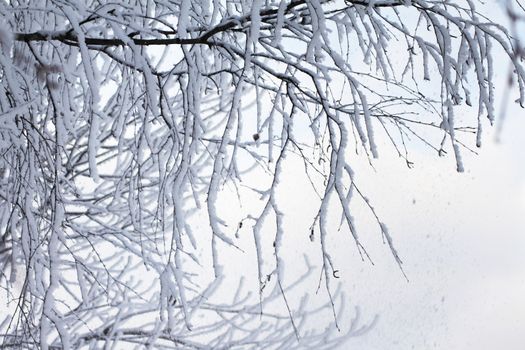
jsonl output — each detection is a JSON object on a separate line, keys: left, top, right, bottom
{"left": 327, "top": 103, "right": 525, "bottom": 349}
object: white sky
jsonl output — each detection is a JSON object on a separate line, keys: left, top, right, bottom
{"left": 217, "top": 100, "right": 525, "bottom": 349}
{"left": 328, "top": 108, "right": 525, "bottom": 349}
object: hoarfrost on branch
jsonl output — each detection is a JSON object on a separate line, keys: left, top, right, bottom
{"left": 0, "top": 0, "right": 524, "bottom": 348}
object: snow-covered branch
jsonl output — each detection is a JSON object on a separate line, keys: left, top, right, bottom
{"left": 1, "top": 0, "right": 524, "bottom": 348}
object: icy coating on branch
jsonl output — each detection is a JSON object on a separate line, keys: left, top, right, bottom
{"left": 0, "top": 0, "right": 524, "bottom": 348}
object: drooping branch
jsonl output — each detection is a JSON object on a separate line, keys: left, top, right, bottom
{"left": 1, "top": 0, "right": 524, "bottom": 349}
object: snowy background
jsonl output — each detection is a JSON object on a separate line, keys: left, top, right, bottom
{"left": 219, "top": 94, "right": 525, "bottom": 350}
{"left": 329, "top": 105, "right": 525, "bottom": 349}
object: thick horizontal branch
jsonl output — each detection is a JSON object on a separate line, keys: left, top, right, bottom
{"left": 13, "top": 0, "right": 404, "bottom": 48}
{"left": 14, "top": 30, "right": 208, "bottom": 46}
{"left": 13, "top": 0, "right": 306, "bottom": 47}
